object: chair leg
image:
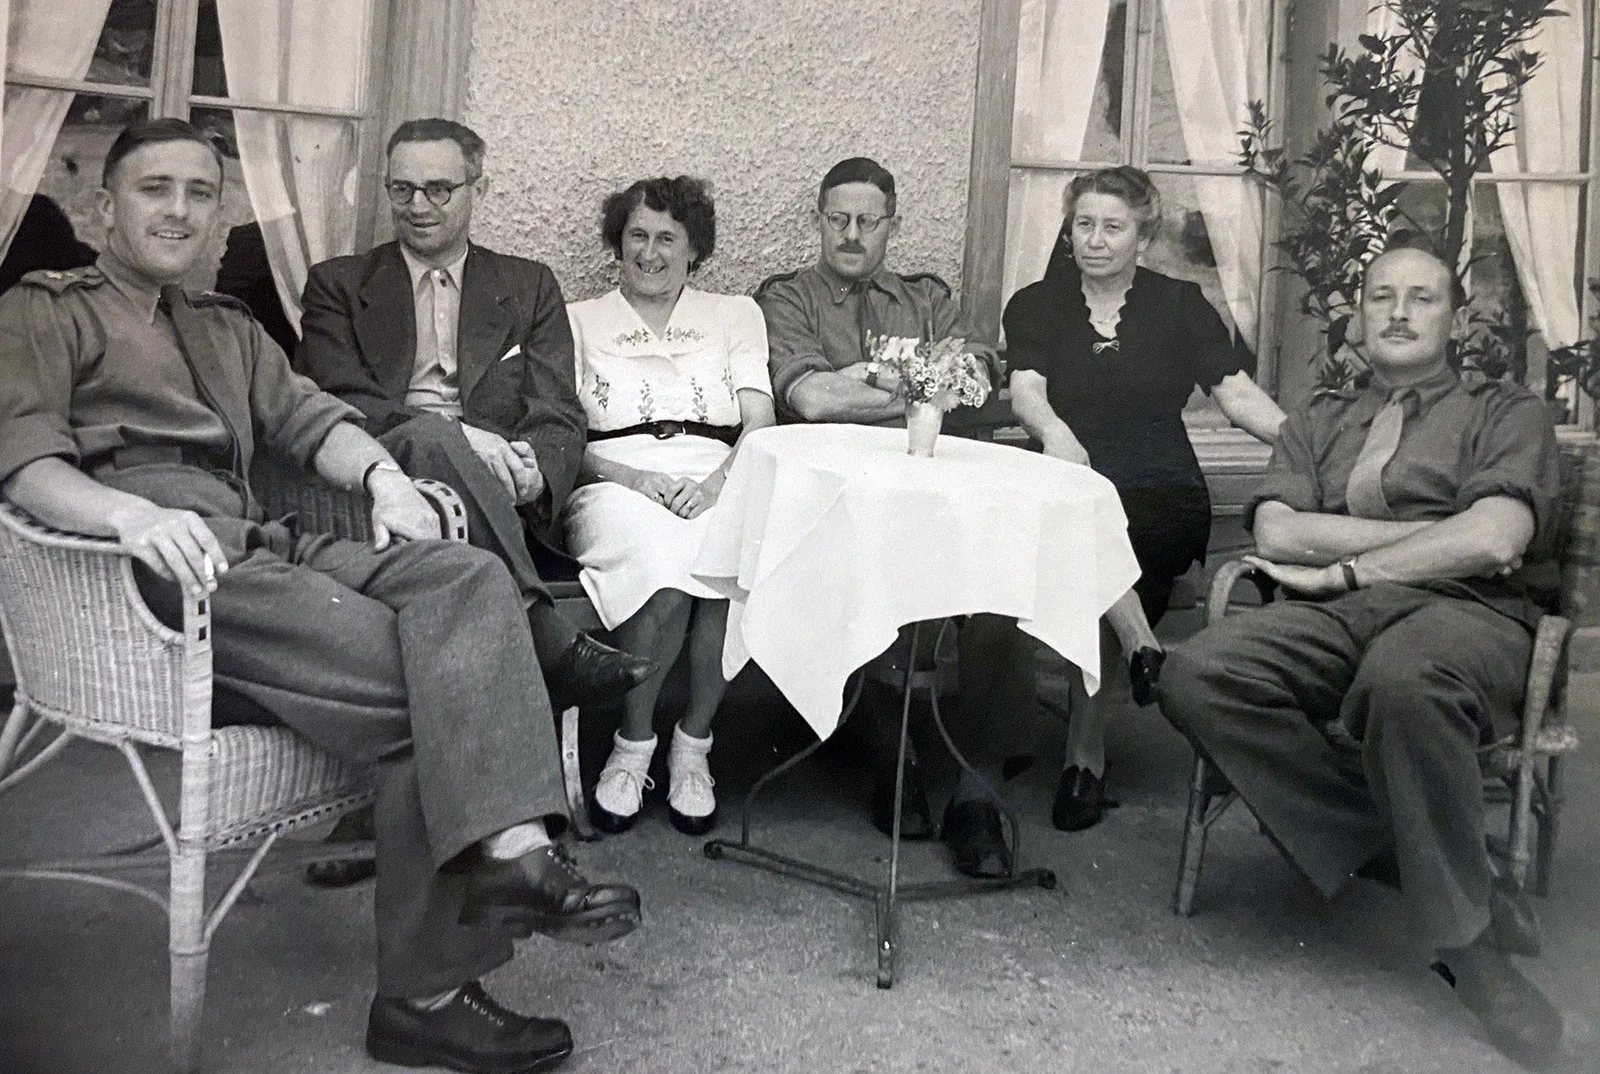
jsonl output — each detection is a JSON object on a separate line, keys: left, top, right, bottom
{"left": 1533, "top": 757, "right": 1562, "bottom": 897}
{"left": 1507, "top": 758, "right": 1536, "bottom": 892}
{"left": 562, "top": 706, "right": 598, "bottom": 842}
{"left": 1174, "top": 753, "right": 1212, "bottom": 916}
{"left": 169, "top": 845, "right": 210, "bottom": 1073}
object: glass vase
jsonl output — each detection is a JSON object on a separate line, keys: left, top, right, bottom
{"left": 905, "top": 400, "right": 943, "bottom": 457}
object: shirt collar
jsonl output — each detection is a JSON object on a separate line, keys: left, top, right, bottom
{"left": 814, "top": 261, "right": 903, "bottom": 305}
{"left": 96, "top": 250, "right": 164, "bottom": 324}
{"left": 1367, "top": 363, "right": 1460, "bottom": 416}
{"left": 400, "top": 244, "right": 469, "bottom": 295}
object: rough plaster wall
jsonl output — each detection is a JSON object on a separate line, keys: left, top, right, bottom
{"left": 464, "top": 0, "right": 981, "bottom": 303}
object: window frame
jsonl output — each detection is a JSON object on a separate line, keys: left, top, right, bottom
{"left": 1, "top": 0, "right": 476, "bottom": 254}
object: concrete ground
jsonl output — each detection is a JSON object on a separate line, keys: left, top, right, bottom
{"left": 2, "top": 609, "right": 1597, "bottom": 1074}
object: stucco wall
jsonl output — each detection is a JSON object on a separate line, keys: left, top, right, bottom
{"left": 463, "top": 0, "right": 982, "bottom": 304}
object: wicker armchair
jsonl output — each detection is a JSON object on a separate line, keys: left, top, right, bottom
{"left": 1173, "top": 439, "right": 1597, "bottom": 917}
{"left": 0, "top": 457, "right": 465, "bottom": 1072}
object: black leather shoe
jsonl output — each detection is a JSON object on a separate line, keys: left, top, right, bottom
{"left": 1052, "top": 766, "right": 1117, "bottom": 832}
{"left": 1128, "top": 646, "right": 1165, "bottom": 707}
{"left": 306, "top": 856, "right": 376, "bottom": 887}
{"left": 544, "top": 632, "right": 655, "bottom": 713}
{"left": 1355, "top": 847, "right": 1402, "bottom": 891}
{"left": 367, "top": 981, "right": 573, "bottom": 1073}
{"left": 1434, "top": 931, "right": 1563, "bottom": 1070}
{"left": 871, "top": 757, "right": 935, "bottom": 840}
{"left": 460, "top": 844, "right": 641, "bottom": 945}
{"left": 941, "top": 799, "right": 1013, "bottom": 878}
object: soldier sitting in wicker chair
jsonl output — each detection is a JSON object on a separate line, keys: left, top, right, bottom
{"left": 1159, "top": 238, "right": 1564, "bottom": 1070}
{"left": 0, "top": 118, "right": 637, "bottom": 1074}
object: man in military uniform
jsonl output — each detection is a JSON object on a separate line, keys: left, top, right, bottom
{"left": 1159, "top": 242, "right": 1563, "bottom": 1068}
{"left": 756, "top": 156, "right": 1032, "bottom": 880}
{"left": 0, "top": 118, "right": 639, "bottom": 1073}
{"left": 297, "top": 118, "right": 652, "bottom": 722}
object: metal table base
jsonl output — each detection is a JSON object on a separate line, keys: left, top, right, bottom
{"left": 704, "top": 621, "right": 1057, "bottom": 988}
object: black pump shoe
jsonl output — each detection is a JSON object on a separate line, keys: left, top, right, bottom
{"left": 1128, "top": 646, "right": 1166, "bottom": 707}
{"left": 1052, "top": 765, "right": 1118, "bottom": 832}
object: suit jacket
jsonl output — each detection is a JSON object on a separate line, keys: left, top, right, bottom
{"left": 295, "top": 242, "right": 585, "bottom": 535}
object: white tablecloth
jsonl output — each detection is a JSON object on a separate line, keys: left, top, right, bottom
{"left": 691, "top": 423, "right": 1141, "bottom": 739}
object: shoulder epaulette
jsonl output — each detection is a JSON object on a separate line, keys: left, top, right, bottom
{"left": 899, "top": 272, "right": 952, "bottom": 298}
{"left": 191, "top": 290, "right": 253, "bottom": 316}
{"left": 17, "top": 266, "right": 104, "bottom": 293}
{"left": 752, "top": 269, "right": 803, "bottom": 303}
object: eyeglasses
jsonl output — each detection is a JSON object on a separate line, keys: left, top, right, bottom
{"left": 822, "top": 211, "right": 893, "bottom": 235}
{"left": 386, "top": 179, "right": 471, "bottom": 208}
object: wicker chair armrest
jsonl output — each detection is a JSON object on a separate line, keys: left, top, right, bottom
{"left": 0, "top": 503, "right": 208, "bottom": 749}
{"left": 1519, "top": 614, "right": 1570, "bottom": 747}
{"left": 1205, "top": 558, "right": 1278, "bottom": 628}
{"left": 250, "top": 456, "right": 468, "bottom": 543}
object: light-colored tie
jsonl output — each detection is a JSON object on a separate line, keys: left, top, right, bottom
{"left": 1343, "top": 391, "right": 1411, "bottom": 519}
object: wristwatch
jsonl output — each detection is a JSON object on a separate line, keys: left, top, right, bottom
{"left": 1338, "top": 557, "right": 1361, "bottom": 592}
{"left": 361, "top": 459, "right": 403, "bottom": 493}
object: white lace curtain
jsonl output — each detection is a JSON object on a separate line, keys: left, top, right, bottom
{"left": 215, "top": 0, "right": 372, "bottom": 336}
{"left": 0, "top": 0, "right": 113, "bottom": 263}
{"left": 1003, "top": 0, "right": 1268, "bottom": 344}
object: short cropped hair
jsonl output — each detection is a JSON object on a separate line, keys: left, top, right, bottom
{"left": 600, "top": 176, "right": 717, "bottom": 272}
{"left": 1370, "top": 231, "right": 1468, "bottom": 309}
{"left": 817, "top": 157, "right": 896, "bottom": 216}
{"left": 102, "top": 118, "right": 225, "bottom": 187}
{"left": 386, "top": 119, "right": 487, "bottom": 180}
{"left": 1062, "top": 165, "right": 1162, "bottom": 240}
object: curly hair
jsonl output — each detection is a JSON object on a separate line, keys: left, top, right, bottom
{"left": 600, "top": 176, "right": 716, "bottom": 272}
{"left": 1062, "top": 165, "right": 1162, "bottom": 240}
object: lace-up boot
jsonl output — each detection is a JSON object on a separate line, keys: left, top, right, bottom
{"left": 366, "top": 981, "right": 573, "bottom": 1073}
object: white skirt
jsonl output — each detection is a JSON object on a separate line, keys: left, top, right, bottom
{"left": 564, "top": 433, "right": 732, "bottom": 629}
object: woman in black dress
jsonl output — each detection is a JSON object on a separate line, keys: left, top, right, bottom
{"left": 1003, "top": 166, "right": 1284, "bottom": 831}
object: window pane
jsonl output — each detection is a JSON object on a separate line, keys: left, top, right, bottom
{"left": 195, "top": 0, "right": 376, "bottom": 111}
{"left": 1, "top": 94, "right": 147, "bottom": 293}
{"left": 1012, "top": 0, "right": 1124, "bottom": 165}
{"left": 5, "top": 0, "right": 151, "bottom": 89}
{"left": 1147, "top": 0, "right": 1272, "bottom": 167}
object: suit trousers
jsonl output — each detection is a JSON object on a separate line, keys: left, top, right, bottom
{"left": 111, "top": 463, "right": 569, "bottom": 997}
{"left": 1159, "top": 583, "right": 1532, "bottom": 951}
{"left": 378, "top": 413, "right": 577, "bottom": 658}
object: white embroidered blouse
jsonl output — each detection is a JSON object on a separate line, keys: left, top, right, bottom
{"left": 567, "top": 286, "right": 773, "bottom": 432}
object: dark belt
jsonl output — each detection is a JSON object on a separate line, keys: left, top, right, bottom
{"left": 587, "top": 421, "right": 740, "bottom": 446}
{"left": 87, "top": 443, "right": 235, "bottom": 475}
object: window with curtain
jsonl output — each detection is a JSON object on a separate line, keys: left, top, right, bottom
{"left": 0, "top": 0, "right": 386, "bottom": 344}
{"left": 1002, "top": 0, "right": 1280, "bottom": 426}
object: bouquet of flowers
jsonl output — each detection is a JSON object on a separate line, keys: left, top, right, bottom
{"left": 866, "top": 334, "right": 991, "bottom": 412}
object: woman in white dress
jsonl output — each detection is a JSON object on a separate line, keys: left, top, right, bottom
{"left": 566, "top": 176, "right": 776, "bottom": 835}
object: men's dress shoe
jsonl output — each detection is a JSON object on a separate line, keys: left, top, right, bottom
{"left": 871, "top": 757, "right": 936, "bottom": 840}
{"left": 941, "top": 799, "right": 1013, "bottom": 879}
{"left": 305, "top": 856, "right": 376, "bottom": 888}
{"left": 460, "top": 844, "right": 641, "bottom": 945}
{"left": 1128, "top": 646, "right": 1166, "bottom": 707}
{"left": 1433, "top": 932, "right": 1563, "bottom": 1070}
{"left": 544, "top": 632, "right": 655, "bottom": 713}
{"left": 1490, "top": 875, "right": 1542, "bottom": 958}
{"left": 1052, "top": 766, "right": 1118, "bottom": 832}
{"left": 366, "top": 981, "right": 573, "bottom": 1074}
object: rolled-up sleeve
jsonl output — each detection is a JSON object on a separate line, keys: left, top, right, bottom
{"left": 1244, "top": 408, "right": 1323, "bottom": 532}
{"left": 244, "top": 318, "right": 360, "bottom": 468}
{"left": 726, "top": 295, "right": 773, "bottom": 396}
{"left": 1456, "top": 388, "right": 1559, "bottom": 542}
{"left": 757, "top": 281, "right": 832, "bottom": 405}
{"left": 0, "top": 287, "right": 85, "bottom": 485}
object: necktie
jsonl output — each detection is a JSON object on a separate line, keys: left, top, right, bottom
{"left": 159, "top": 285, "right": 244, "bottom": 480}
{"left": 1343, "top": 390, "right": 1411, "bottom": 519}
{"left": 852, "top": 280, "right": 875, "bottom": 360}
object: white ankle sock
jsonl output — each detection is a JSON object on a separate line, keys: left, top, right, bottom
{"left": 482, "top": 821, "right": 552, "bottom": 861}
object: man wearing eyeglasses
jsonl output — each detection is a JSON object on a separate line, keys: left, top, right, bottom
{"left": 756, "top": 157, "right": 1029, "bottom": 882}
{"left": 758, "top": 156, "right": 998, "bottom": 425}
{"left": 296, "top": 120, "right": 654, "bottom": 771}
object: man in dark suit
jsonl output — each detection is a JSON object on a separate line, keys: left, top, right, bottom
{"left": 296, "top": 119, "right": 651, "bottom": 725}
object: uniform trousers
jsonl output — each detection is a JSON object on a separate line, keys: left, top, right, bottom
{"left": 105, "top": 462, "right": 569, "bottom": 998}
{"left": 1159, "top": 582, "right": 1532, "bottom": 951}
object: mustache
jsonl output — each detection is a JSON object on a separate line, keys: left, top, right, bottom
{"left": 1381, "top": 325, "right": 1419, "bottom": 340}
{"left": 836, "top": 242, "right": 866, "bottom": 255}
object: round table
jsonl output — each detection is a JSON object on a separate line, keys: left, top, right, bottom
{"left": 692, "top": 422, "right": 1141, "bottom": 739}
